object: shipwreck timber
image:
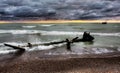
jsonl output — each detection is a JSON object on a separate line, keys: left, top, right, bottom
{"left": 4, "top": 43, "right": 25, "bottom": 51}
{"left": 4, "top": 32, "right": 94, "bottom": 51}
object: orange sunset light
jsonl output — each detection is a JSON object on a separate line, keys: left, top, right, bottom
{"left": 0, "top": 20, "right": 120, "bottom": 24}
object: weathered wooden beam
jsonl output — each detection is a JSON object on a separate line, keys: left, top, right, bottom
{"left": 66, "top": 39, "right": 71, "bottom": 51}
{"left": 41, "top": 40, "right": 66, "bottom": 45}
{"left": 4, "top": 32, "right": 94, "bottom": 51}
{"left": 21, "top": 32, "right": 94, "bottom": 47}
{"left": 4, "top": 43, "right": 25, "bottom": 51}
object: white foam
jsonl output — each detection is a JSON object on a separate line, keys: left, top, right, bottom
{"left": 26, "top": 45, "right": 54, "bottom": 51}
{"left": 92, "top": 48, "right": 113, "bottom": 54}
{"left": 0, "top": 30, "right": 120, "bottom": 37}
{"left": 91, "top": 33, "right": 120, "bottom": 37}
{"left": 45, "top": 52, "right": 81, "bottom": 55}
{"left": 0, "top": 50, "right": 16, "bottom": 55}
{"left": 0, "top": 40, "right": 65, "bottom": 55}
{"left": 0, "top": 42, "right": 119, "bottom": 55}
{"left": 0, "top": 30, "right": 39, "bottom": 34}
{"left": 0, "top": 43, "right": 3, "bottom": 47}
{"left": 28, "top": 42, "right": 65, "bottom": 51}
{"left": 22, "top": 25, "right": 36, "bottom": 28}
{"left": 40, "top": 25, "right": 53, "bottom": 27}
{"left": 41, "top": 31, "right": 83, "bottom": 35}
{"left": 42, "top": 31, "right": 120, "bottom": 37}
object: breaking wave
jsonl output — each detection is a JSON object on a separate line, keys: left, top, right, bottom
{"left": 22, "top": 25, "right": 36, "bottom": 28}
{"left": 0, "top": 50, "right": 17, "bottom": 54}
{"left": 0, "top": 40, "right": 65, "bottom": 55}
{"left": 0, "top": 30, "right": 120, "bottom": 37}
{"left": 45, "top": 47, "right": 120, "bottom": 55}
{"left": 40, "top": 24, "right": 54, "bottom": 27}
{"left": 0, "top": 41, "right": 120, "bottom": 55}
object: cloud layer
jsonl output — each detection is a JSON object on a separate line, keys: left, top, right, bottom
{"left": 0, "top": 0, "right": 120, "bottom": 20}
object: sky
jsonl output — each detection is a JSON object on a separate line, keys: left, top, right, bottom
{"left": 0, "top": 0, "right": 120, "bottom": 20}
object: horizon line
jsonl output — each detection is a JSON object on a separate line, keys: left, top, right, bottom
{"left": 0, "top": 20, "right": 120, "bottom": 24}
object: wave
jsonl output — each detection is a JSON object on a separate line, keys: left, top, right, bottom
{"left": 0, "top": 41, "right": 120, "bottom": 55}
{"left": 0, "top": 50, "right": 16, "bottom": 55}
{"left": 40, "top": 24, "right": 54, "bottom": 27}
{"left": 0, "top": 30, "right": 39, "bottom": 34}
{"left": 45, "top": 47, "right": 120, "bottom": 55}
{"left": 91, "top": 48, "right": 114, "bottom": 54}
{"left": 0, "top": 30, "right": 120, "bottom": 37}
{"left": 0, "top": 40, "right": 65, "bottom": 54}
{"left": 22, "top": 25, "right": 36, "bottom": 28}
{"left": 42, "top": 31, "right": 120, "bottom": 37}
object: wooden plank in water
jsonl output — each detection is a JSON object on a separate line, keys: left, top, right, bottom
{"left": 4, "top": 43, "right": 25, "bottom": 51}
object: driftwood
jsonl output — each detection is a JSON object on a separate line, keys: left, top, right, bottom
{"left": 23, "top": 31, "right": 94, "bottom": 47}
{"left": 66, "top": 39, "right": 71, "bottom": 51}
{"left": 4, "top": 43, "right": 25, "bottom": 51}
{"left": 21, "top": 40, "right": 66, "bottom": 47}
{"left": 4, "top": 32, "right": 94, "bottom": 51}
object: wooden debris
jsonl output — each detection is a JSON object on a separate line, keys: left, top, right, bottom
{"left": 66, "top": 39, "right": 71, "bottom": 51}
{"left": 27, "top": 43, "right": 32, "bottom": 48}
{"left": 22, "top": 32, "right": 94, "bottom": 47}
{"left": 4, "top": 32, "right": 95, "bottom": 51}
{"left": 4, "top": 43, "right": 25, "bottom": 51}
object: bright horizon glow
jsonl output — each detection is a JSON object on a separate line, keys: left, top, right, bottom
{"left": 0, "top": 20, "right": 120, "bottom": 24}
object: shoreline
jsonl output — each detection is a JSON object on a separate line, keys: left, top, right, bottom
{"left": 0, "top": 50, "right": 120, "bottom": 73}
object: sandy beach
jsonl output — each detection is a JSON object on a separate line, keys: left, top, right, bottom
{"left": 0, "top": 50, "right": 120, "bottom": 73}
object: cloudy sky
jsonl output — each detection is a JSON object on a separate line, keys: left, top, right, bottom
{"left": 0, "top": 0, "right": 120, "bottom": 20}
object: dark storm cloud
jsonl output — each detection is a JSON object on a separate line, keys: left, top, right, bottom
{"left": 10, "top": 6, "right": 56, "bottom": 17}
{"left": 0, "top": 0, "right": 120, "bottom": 20}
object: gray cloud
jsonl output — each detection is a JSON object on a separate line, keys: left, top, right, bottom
{"left": 0, "top": 0, "right": 120, "bottom": 20}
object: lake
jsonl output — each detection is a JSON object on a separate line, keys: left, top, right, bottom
{"left": 0, "top": 23, "right": 120, "bottom": 55}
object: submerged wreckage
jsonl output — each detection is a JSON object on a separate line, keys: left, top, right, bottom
{"left": 4, "top": 32, "right": 94, "bottom": 51}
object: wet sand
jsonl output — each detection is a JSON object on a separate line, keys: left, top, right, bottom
{"left": 0, "top": 50, "right": 120, "bottom": 73}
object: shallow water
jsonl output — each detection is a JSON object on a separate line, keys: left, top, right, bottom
{"left": 0, "top": 23, "right": 120, "bottom": 55}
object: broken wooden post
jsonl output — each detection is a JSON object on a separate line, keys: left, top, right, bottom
{"left": 71, "top": 37, "right": 79, "bottom": 43}
{"left": 66, "top": 39, "right": 71, "bottom": 51}
{"left": 27, "top": 43, "right": 32, "bottom": 48}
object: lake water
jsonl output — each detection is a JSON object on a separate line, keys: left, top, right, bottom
{"left": 0, "top": 23, "right": 120, "bottom": 55}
